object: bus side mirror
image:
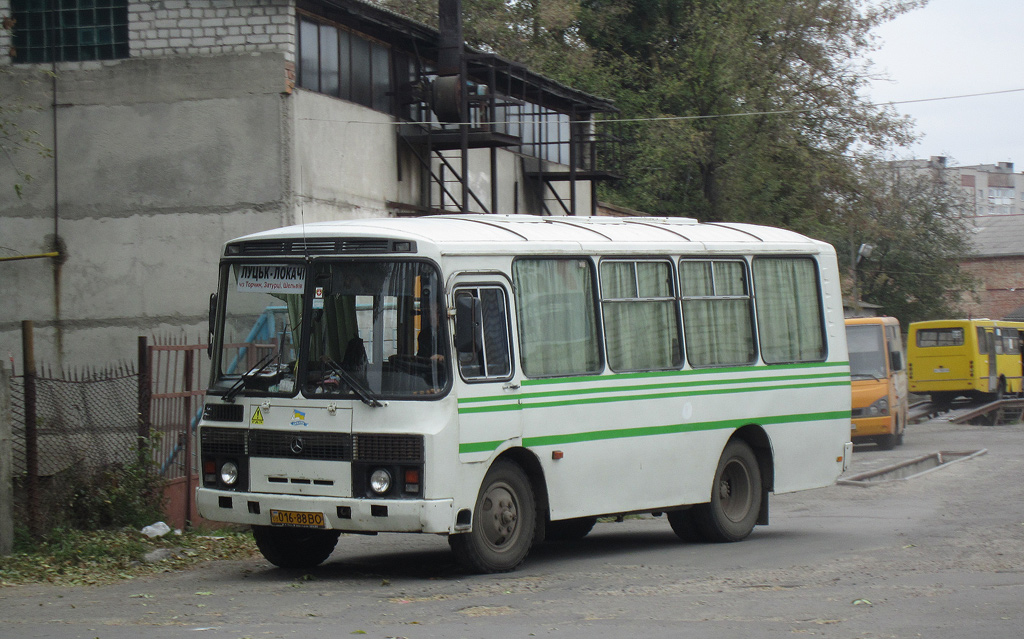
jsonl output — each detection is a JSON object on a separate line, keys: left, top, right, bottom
{"left": 890, "top": 351, "right": 903, "bottom": 372}
{"left": 454, "top": 295, "right": 480, "bottom": 355}
{"left": 208, "top": 293, "right": 217, "bottom": 358}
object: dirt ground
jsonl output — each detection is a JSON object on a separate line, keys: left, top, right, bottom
{"left": 2, "top": 415, "right": 1022, "bottom": 639}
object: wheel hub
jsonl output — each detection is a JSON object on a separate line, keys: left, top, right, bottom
{"left": 482, "top": 485, "right": 519, "bottom": 549}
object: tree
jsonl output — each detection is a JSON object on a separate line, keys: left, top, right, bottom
{"left": 569, "top": 0, "right": 927, "bottom": 227}
{"left": 381, "top": 1, "right": 926, "bottom": 230}
{"left": 828, "top": 158, "right": 976, "bottom": 325}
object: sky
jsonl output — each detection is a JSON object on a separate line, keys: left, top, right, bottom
{"left": 863, "top": 0, "right": 1024, "bottom": 168}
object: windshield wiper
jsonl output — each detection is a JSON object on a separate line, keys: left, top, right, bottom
{"left": 320, "top": 356, "right": 385, "bottom": 408}
{"left": 222, "top": 349, "right": 277, "bottom": 403}
{"left": 850, "top": 372, "right": 883, "bottom": 380}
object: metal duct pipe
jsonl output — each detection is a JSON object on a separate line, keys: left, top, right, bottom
{"left": 432, "top": 0, "right": 466, "bottom": 122}
{"left": 437, "top": 0, "right": 464, "bottom": 76}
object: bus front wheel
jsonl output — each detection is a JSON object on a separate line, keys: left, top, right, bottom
{"left": 252, "top": 525, "right": 340, "bottom": 569}
{"left": 450, "top": 460, "right": 536, "bottom": 573}
{"left": 691, "top": 440, "right": 762, "bottom": 542}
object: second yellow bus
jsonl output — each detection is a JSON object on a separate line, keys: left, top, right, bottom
{"left": 907, "top": 319, "right": 1024, "bottom": 405}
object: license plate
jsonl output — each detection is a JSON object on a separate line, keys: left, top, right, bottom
{"left": 269, "top": 509, "right": 326, "bottom": 528}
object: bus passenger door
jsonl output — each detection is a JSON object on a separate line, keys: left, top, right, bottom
{"left": 981, "top": 328, "right": 998, "bottom": 393}
{"left": 451, "top": 279, "right": 522, "bottom": 461}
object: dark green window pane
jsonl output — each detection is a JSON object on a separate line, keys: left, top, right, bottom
{"left": 12, "top": 0, "right": 128, "bottom": 63}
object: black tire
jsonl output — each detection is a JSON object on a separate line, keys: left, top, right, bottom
{"left": 690, "top": 440, "right": 762, "bottom": 542}
{"left": 666, "top": 509, "right": 701, "bottom": 542}
{"left": 252, "top": 525, "right": 340, "bottom": 569}
{"left": 875, "top": 432, "right": 897, "bottom": 450}
{"left": 545, "top": 516, "right": 597, "bottom": 542}
{"left": 449, "top": 460, "right": 536, "bottom": 573}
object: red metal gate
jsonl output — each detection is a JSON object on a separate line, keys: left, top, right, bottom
{"left": 144, "top": 336, "right": 208, "bottom": 529}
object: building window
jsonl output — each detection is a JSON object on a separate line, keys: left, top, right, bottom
{"left": 11, "top": 0, "right": 129, "bottom": 64}
{"left": 497, "top": 102, "right": 575, "bottom": 165}
{"left": 298, "top": 16, "right": 392, "bottom": 114}
{"left": 988, "top": 187, "right": 1016, "bottom": 215}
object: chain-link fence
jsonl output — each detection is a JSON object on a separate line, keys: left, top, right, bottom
{"left": 7, "top": 363, "right": 158, "bottom": 533}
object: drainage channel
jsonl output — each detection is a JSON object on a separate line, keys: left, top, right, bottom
{"left": 839, "top": 449, "right": 987, "bottom": 487}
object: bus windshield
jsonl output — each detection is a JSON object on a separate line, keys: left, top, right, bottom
{"left": 846, "top": 324, "right": 887, "bottom": 380}
{"left": 212, "top": 260, "right": 448, "bottom": 400}
{"left": 212, "top": 263, "right": 305, "bottom": 399}
{"left": 304, "top": 260, "right": 448, "bottom": 399}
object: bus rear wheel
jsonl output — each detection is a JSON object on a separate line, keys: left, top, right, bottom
{"left": 690, "top": 440, "right": 762, "bottom": 542}
{"left": 450, "top": 460, "right": 536, "bottom": 573}
{"left": 252, "top": 526, "right": 340, "bottom": 569}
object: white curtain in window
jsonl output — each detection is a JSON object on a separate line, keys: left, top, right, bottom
{"left": 753, "top": 258, "right": 825, "bottom": 363}
{"left": 683, "top": 299, "right": 754, "bottom": 366}
{"left": 680, "top": 261, "right": 754, "bottom": 367}
{"left": 602, "top": 261, "right": 680, "bottom": 371}
{"left": 514, "top": 259, "right": 601, "bottom": 377}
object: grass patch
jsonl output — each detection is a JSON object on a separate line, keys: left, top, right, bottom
{"left": 0, "top": 527, "right": 259, "bottom": 587}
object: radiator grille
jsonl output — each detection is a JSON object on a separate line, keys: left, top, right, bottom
{"left": 203, "top": 403, "right": 244, "bottom": 422}
{"left": 200, "top": 427, "right": 246, "bottom": 456}
{"left": 200, "top": 428, "right": 424, "bottom": 463}
{"left": 354, "top": 434, "right": 424, "bottom": 462}
{"left": 249, "top": 430, "right": 353, "bottom": 461}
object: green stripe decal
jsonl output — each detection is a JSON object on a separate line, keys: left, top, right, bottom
{"left": 458, "top": 410, "right": 851, "bottom": 454}
{"left": 459, "top": 370, "right": 850, "bottom": 408}
{"left": 459, "top": 380, "right": 851, "bottom": 414}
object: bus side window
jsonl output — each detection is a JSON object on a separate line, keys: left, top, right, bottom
{"left": 455, "top": 286, "right": 513, "bottom": 381}
{"left": 886, "top": 325, "right": 904, "bottom": 371}
{"left": 680, "top": 259, "right": 756, "bottom": 367}
{"left": 751, "top": 257, "right": 825, "bottom": 364}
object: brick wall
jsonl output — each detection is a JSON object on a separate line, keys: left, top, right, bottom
{"left": 0, "top": 0, "right": 297, "bottom": 66}
{"left": 130, "top": 0, "right": 296, "bottom": 62}
{"left": 960, "top": 256, "right": 1024, "bottom": 319}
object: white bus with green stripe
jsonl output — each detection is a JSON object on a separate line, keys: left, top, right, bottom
{"left": 198, "top": 214, "right": 853, "bottom": 573}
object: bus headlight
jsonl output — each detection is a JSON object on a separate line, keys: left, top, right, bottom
{"left": 370, "top": 469, "right": 392, "bottom": 495}
{"left": 866, "top": 397, "right": 890, "bottom": 416}
{"left": 219, "top": 460, "right": 239, "bottom": 486}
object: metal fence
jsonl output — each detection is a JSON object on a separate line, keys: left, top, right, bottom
{"left": 149, "top": 336, "right": 208, "bottom": 481}
{"left": 5, "top": 332, "right": 209, "bottom": 533}
{"left": 8, "top": 363, "right": 143, "bottom": 533}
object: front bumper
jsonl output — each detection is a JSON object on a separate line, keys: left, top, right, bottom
{"left": 197, "top": 488, "right": 455, "bottom": 534}
{"left": 851, "top": 415, "right": 895, "bottom": 438}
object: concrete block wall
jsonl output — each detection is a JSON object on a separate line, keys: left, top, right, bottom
{"left": 0, "top": 0, "right": 296, "bottom": 66}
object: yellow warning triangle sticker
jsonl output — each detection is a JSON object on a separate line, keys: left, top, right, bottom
{"left": 251, "top": 406, "right": 264, "bottom": 425}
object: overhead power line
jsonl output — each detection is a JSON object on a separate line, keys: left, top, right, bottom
{"left": 298, "top": 87, "right": 1024, "bottom": 128}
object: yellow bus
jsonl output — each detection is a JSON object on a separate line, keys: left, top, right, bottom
{"left": 907, "top": 319, "right": 1024, "bottom": 405}
{"left": 845, "top": 316, "right": 907, "bottom": 449}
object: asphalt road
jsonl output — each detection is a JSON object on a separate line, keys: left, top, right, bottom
{"left": 2, "top": 415, "right": 1022, "bottom": 639}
